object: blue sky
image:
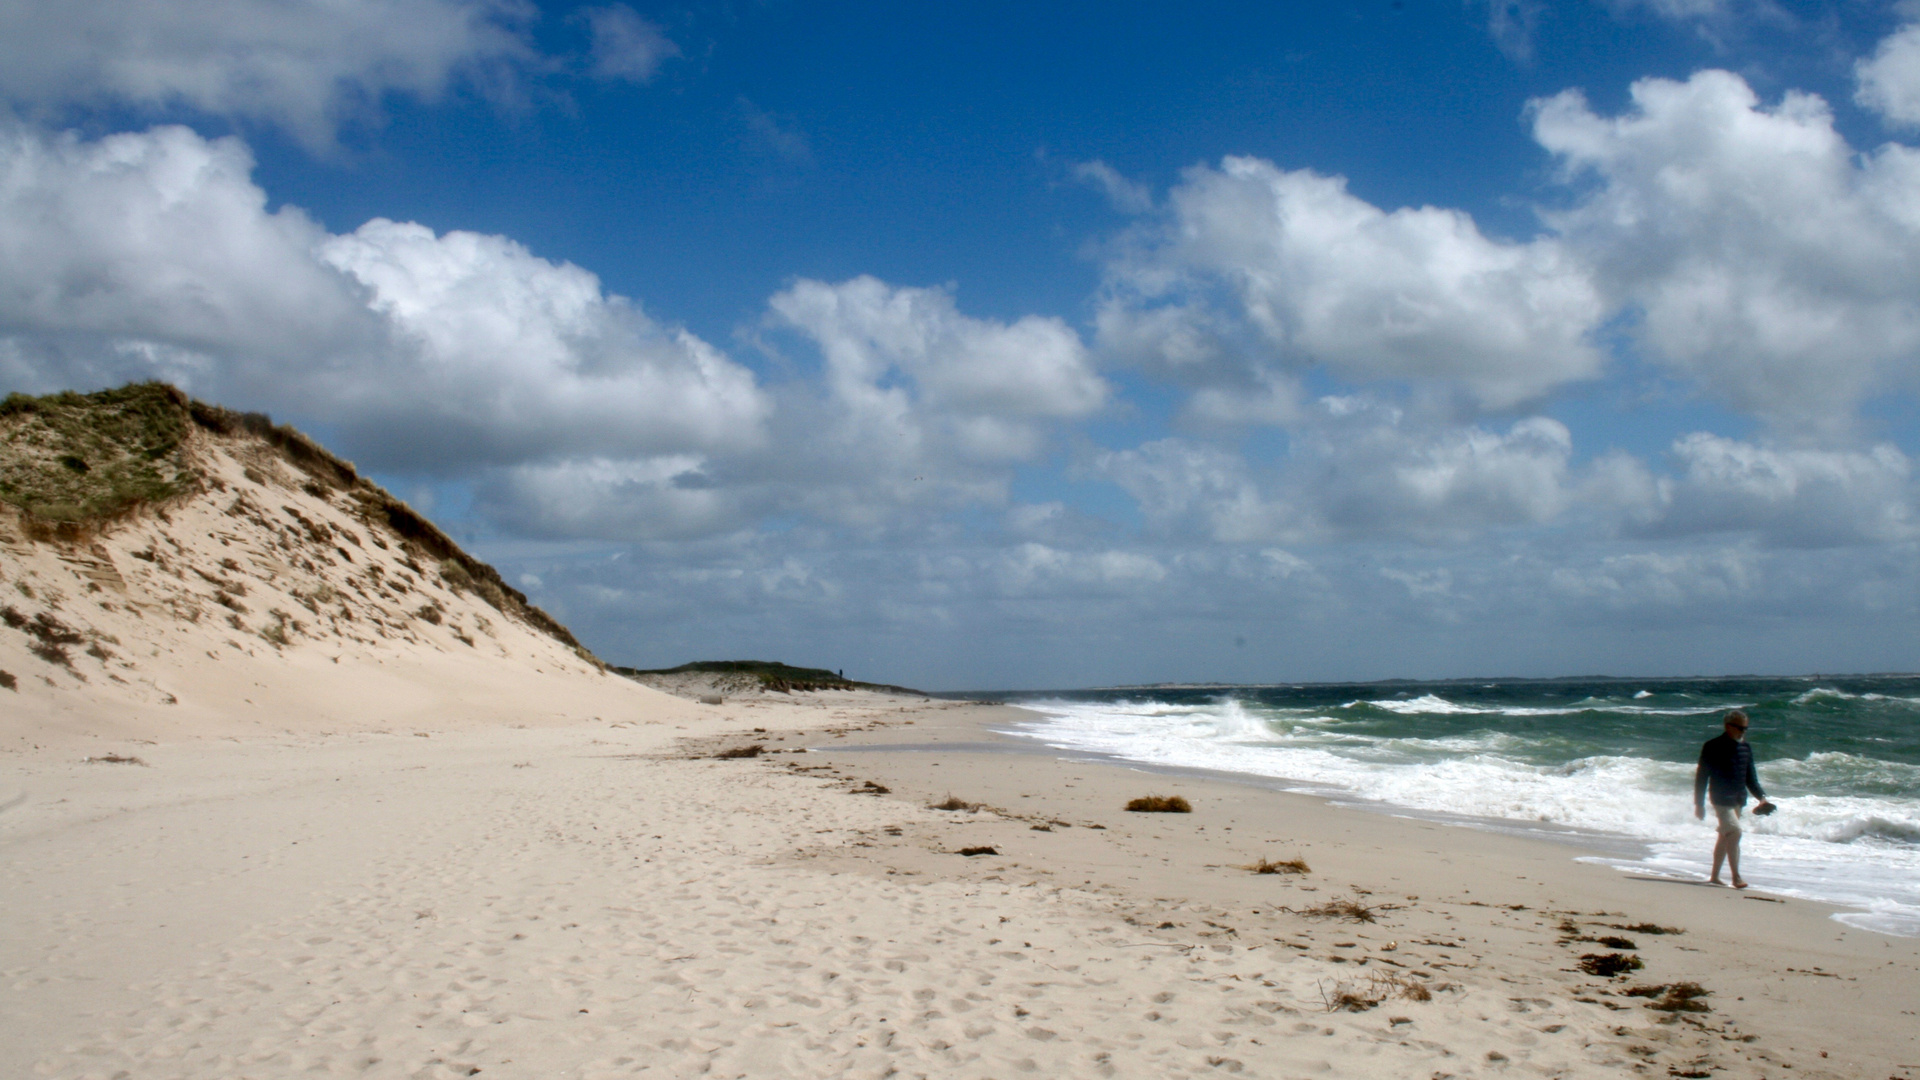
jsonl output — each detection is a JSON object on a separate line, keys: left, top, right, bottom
{"left": 4, "top": 0, "right": 1920, "bottom": 688}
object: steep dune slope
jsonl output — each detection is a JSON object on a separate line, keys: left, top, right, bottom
{"left": 0, "top": 384, "right": 661, "bottom": 748}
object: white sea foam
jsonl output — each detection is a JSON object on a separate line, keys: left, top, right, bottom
{"left": 1794, "top": 686, "right": 1856, "bottom": 704}
{"left": 1359, "top": 694, "right": 1493, "bottom": 715}
{"left": 1348, "top": 696, "right": 1726, "bottom": 719}
{"left": 1012, "top": 695, "right": 1920, "bottom": 937}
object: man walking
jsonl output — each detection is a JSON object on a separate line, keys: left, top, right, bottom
{"left": 1694, "top": 709, "right": 1775, "bottom": 889}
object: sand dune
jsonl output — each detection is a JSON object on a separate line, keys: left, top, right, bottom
{"left": 1, "top": 387, "right": 619, "bottom": 751}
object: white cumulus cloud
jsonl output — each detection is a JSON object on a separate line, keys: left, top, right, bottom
{"left": 317, "top": 219, "right": 769, "bottom": 467}
{"left": 1621, "top": 435, "right": 1918, "bottom": 545}
{"left": 1534, "top": 69, "right": 1920, "bottom": 430}
{"left": 1858, "top": 22, "right": 1920, "bottom": 126}
{"left": 0, "top": 122, "right": 770, "bottom": 476}
{"left": 0, "top": 124, "right": 373, "bottom": 379}
{"left": 0, "top": 0, "right": 536, "bottom": 148}
{"left": 769, "top": 275, "right": 1106, "bottom": 462}
{"left": 1097, "top": 402, "right": 1575, "bottom": 544}
{"left": 1098, "top": 156, "right": 1606, "bottom": 410}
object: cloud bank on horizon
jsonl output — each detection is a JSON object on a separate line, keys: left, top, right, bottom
{"left": 1, "top": 0, "right": 1917, "bottom": 687}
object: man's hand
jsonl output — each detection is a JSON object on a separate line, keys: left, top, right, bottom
{"left": 1694, "top": 805, "right": 1704, "bottom": 820}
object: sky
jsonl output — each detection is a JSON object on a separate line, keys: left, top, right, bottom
{"left": 3, "top": 0, "right": 1920, "bottom": 690}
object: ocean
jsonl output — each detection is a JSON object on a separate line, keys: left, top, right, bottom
{"left": 981, "top": 675, "right": 1920, "bottom": 937}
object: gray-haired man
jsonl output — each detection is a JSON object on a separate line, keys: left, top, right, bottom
{"left": 1693, "top": 709, "right": 1775, "bottom": 889}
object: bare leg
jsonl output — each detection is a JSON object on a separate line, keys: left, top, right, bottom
{"left": 1726, "top": 833, "right": 1746, "bottom": 889}
{"left": 1710, "top": 832, "right": 1730, "bottom": 885}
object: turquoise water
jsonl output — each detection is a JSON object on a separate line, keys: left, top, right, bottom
{"left": 984, "top": 675, "right": 1920, "bottom": 936}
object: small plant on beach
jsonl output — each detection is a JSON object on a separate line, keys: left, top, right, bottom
{"left": 931, "top": 794, "right": 980, "bottom": 811}
{"left": 956, "top": 846, "right": 999, "bottom": 857}
{"left": 1370, "top": 972, "right": 1433, "bottom": 1002}
{"left": 1286, "top": 897, "right": 1379, "bottom": 923}
{"left": 1578, "top": 952, "right": 1644, "bottom": 977}
{"left": 1320, "top": 981, "right": 1380, "bottom": 1012}
{"left": 1125, "top": 795, "right": 1192, "bottom": 813}
{"left": 1623, "top": 981, "right": 1711, "bottom": 1012}
{"left": 1613, "top": 922, "right": 1683, "bottom": 935}
{"left": 29, "top": 639, "right": 72, "bottom": 667}
{"left": 713, "top": 744, "right": 765, "bottom": 759}
{"left": 1320, "top": 973, "right": 1426, "bottom": 1013}
{"left": 1592, "top": 935, "right": 1636, "bottom": 949}
{"left": 1242, "top": 856, "right": 1310, "bottom": 875}
{"left": 0, "top": 669, "right": 16, "bottom": 690}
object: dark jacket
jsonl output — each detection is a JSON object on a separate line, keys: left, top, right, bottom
{"left": 1695, "top": 732, "right": 1766, "bottom": 809}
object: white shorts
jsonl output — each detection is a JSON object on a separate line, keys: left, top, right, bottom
{"left": 1713, "top": 804, "right": 1743, "bottom": 836}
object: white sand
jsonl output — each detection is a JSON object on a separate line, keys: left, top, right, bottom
{"left": 9, "top": 690, "right": 1917, "bottom": 1078}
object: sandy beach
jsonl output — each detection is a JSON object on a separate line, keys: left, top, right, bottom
{"left": 6, "top": 679, "right": 1916, "bottom": 1080}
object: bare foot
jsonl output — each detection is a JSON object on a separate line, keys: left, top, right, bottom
{"left": 1733, "top": 879, "right": 1749, "bottom": 889}
{"left": 1709, "top": 877, "right": 1725, "bottom": 886}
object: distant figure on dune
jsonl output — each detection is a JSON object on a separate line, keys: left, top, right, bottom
{"left": 1693, "top": 709, "right": 1775, "bottom": 889}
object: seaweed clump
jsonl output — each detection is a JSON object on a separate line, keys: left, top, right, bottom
{"left": 1578, "top": 952, "right": 1644, "bottom": 977}
{"left": 1623, "top": 982, "right": 1711, "bottom": 1012}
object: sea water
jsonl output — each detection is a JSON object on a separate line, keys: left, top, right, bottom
{"left": 987, "top": 676, "right": 1920, "bottom": 937}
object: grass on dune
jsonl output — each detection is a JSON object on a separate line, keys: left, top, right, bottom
{"left": 0, "top": 383, "right": 196, "bottom": 524}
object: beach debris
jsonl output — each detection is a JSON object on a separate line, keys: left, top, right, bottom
{"left": 713, "top": 744, "right": 764, "bottom": 759}
{"left": 1578, "top": 952, "right": 1644, "bottom": 977}
{"left": 1321, "top": 982, "right": 1379, "bottom": 1012}
{"left": 1559, "top": 919, "right": 1639, "bottom": 949}
{"left": 1241, "top": 855, "right": 1310, "bottom": 875}
{"left": 82, "top": 752, "right": 147, "bottom": 765}
{"left": 1623, "top": 982, "right": 1711, "bottom": 1012}
{"left": 930, "top": 794, "right": 980, "bottom": 811}
{"left": 698, "top": 694, "right": 723, "bottom": 705}
{"left": 955, "top": 846, "right": 998, "bottom": 857}
{"left": 1612, "top": 922, "right": 1683, "bottom": 935}
{"left": 853, "top": 780, "right": 890, "bottom": 795}
{"left": 1320, "top": 973, "right": 1432, "bottom": 1012}
{"left": 1125, "top": 795, "right": 1192, "bottom": 813}
{"left": 1284, "top": 897, "right": 1378, "bottom": 923}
